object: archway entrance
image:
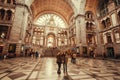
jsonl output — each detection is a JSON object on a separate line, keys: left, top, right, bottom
{"left": 107, "top": 47, "right": 114, "bottom": 58}
{"left": 47, "top": 33, "right": 55, "bottom": 47}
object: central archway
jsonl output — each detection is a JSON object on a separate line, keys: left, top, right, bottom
{"left": 47, "top": 33, "right": 55, "bottom": 47}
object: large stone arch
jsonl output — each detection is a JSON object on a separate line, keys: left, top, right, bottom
{"left": 17, "top": 0, "right": 77, "bottom": 24}
{"left": 30, "top": 0, "right": 75, "bottom": 24}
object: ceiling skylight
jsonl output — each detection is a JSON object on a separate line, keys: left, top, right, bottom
{"left": 34, "top": 14, "right": 67, "bottom": 28}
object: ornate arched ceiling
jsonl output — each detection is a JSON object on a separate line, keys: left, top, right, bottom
{"left": 31, "top": 0, "right": 74, "bottom": 23}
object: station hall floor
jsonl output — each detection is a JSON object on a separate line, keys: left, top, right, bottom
{"left": 0, "top": 57, "right": 120, "bottom": 80}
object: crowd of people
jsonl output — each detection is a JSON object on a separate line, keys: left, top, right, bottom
{"left": 24, "top": 49, "right": 40, "bottom": 59}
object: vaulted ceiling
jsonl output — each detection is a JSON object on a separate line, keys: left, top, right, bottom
{"left": 30, "top": 0, "right": 99, "bottom": 23}
{"left": 31, "top": 0, "right": 74, "bottom": 23}
{"left": 85, "top": 0, "right": 98, "bottom": 14}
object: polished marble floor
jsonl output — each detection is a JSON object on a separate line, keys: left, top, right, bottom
{"left": 0, "top": 57, "right": 120, "bottom": 80}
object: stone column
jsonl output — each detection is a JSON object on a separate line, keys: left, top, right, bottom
{"left": 75, "top": 14, "right": 86, "bottom": 56}
{"left": 75, "top": 16, "right": 81, "bottom": 45}
{"left": 94, "top": 18, "right": 103, "bottom": 56}
{"left": 9, "top": 3, "right": 29, "bottom": 56}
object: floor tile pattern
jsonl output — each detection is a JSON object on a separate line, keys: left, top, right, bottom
{"left": 0, "top": 57, "right": 120, "bottom": 80}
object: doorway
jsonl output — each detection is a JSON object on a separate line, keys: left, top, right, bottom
{"left": 107, "top": 47, "right": 114, "bottom": 58}
{"left": 47, "top": 33, "right": 55, "bottom": 47}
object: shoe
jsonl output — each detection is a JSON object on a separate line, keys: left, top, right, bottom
{"left": 57, "top": 71, "right": 61, "bottom": 74}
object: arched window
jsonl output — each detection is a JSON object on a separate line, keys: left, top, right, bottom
{"left": 114, "top": 30, "right": 120, "bottom": 43}
{"left": 0, "top": 9, "right": 5, "bottom": 20}
{"left": 6, "top": 10, "right": 12, "bottom": 20}
{"left": 106, "top": 18, "right": 111, "bottom": 27}
{"left": 86, "top": 22, "right": 89, "bottom": 30}
{"left": 106, "top": 33, "right": 112, "bottom": 43}
{"left": 90, "top": 23, "right": 93, "bottom": 30}
{"left": 102, "top": 20, "right": 106, "bottom": 29}
{"left": 86, "top": 22, "right": 94, "bottom": 31}
{"left": 87, "top": 34, "right": 93, "bottom": 44}
{"left": 35, "top": 14, "right": 66, "bottom": 28}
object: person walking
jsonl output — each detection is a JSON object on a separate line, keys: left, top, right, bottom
{"left": 62, "top": 51, "right": 68, "bottom": 76}
{"left": 56, "top": 51, "right": 63, "bottom": 74}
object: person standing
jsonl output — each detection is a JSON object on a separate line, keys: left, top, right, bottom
{"left": 72, "top": 53, "right": 76, "bottom": 64}
{"left": 56, "top": 51, "right": 62, "bottom": 74}
{"left": 70, "top": 50, "right": 74, "bottom": 63}
{"left": 35, "top": 51, "right": 39, "bottom": 59}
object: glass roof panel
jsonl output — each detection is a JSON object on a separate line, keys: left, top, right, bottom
{"left": 34, "top": 14, "right": 66, "bottom": 28}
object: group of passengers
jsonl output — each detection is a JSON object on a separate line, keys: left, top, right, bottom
{"left": 29, "top": 51, "right": 39, "bottom": 59}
